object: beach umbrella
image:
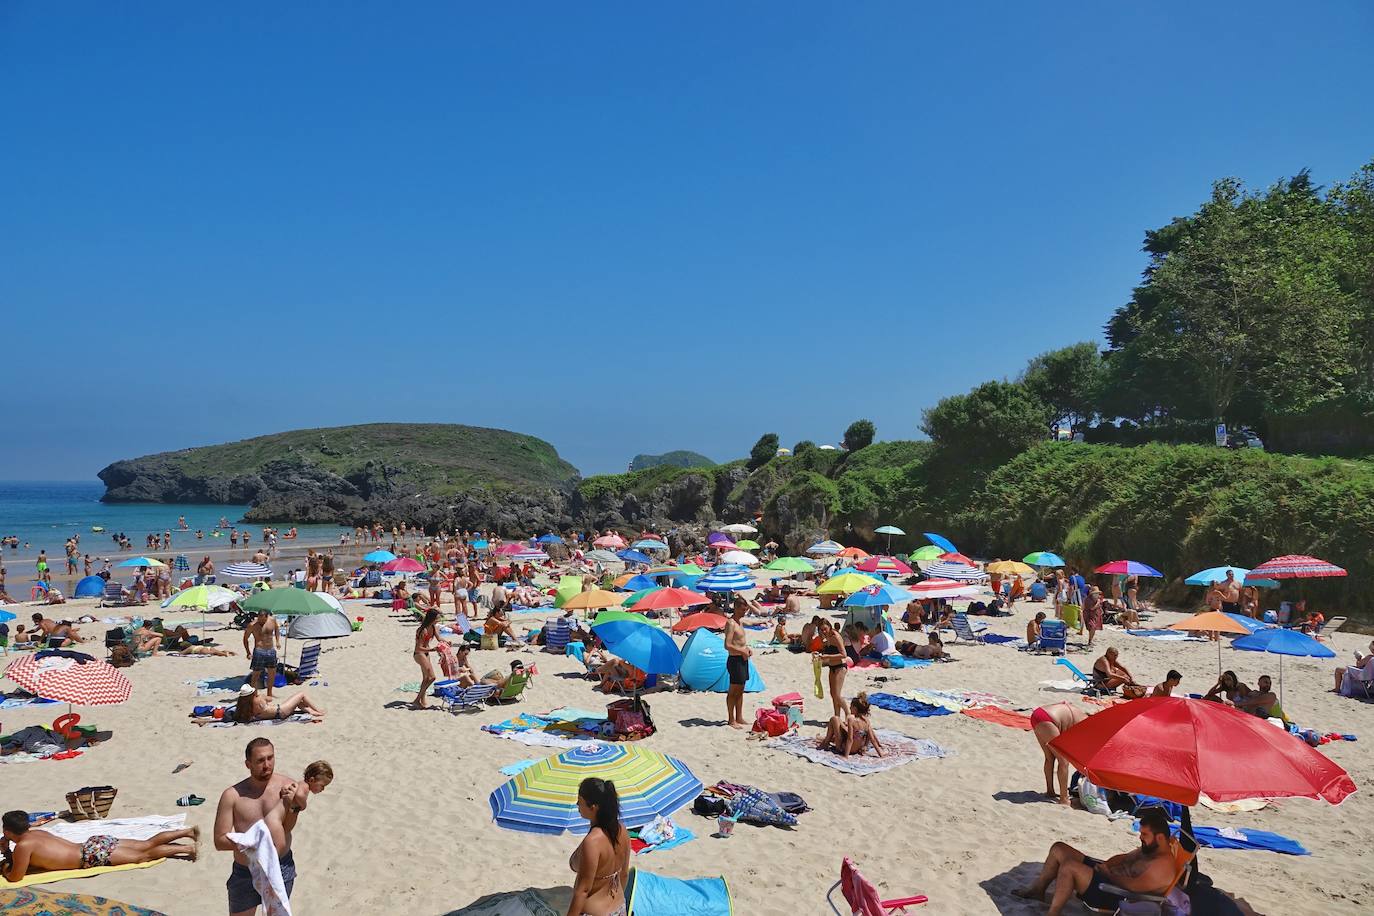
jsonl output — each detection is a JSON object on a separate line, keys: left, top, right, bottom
{"left": 241, "top": 588, "right": 335, "bottom": 617}
{"left": 617, "top": 549, "right": 652, "bottom": 565}
{"left": 719, "top": 550, "right": 760, "bottom": 567}
{"left": 986, "top": 560, "right": 1033, "bottom": 577}
{"left": 489, "top": 743, "right": 702, "bottom": 835}
{"left": 1186, "top": 565, "right": 1280, "bottom": 589}
{"left": 696, "top": 566, "right": 755, "bottom": 592}
{"left": 620, "top": 587, "right": 663, "bottom": 608}
{"left": 1094, "top": 560, "right": 1164, "bottom": 577}
{"left": 1168, "top": 611, "right": 1255, "bottom": 673}
{"left": 706, "top": 532, "right": 736, "bottom": 547}
{"left": 843, "top": 584, "right": 897, "bottom": 608}
{"left": 593, "top": 534, "right": 627, "bottom": 549}
{"left": 495, "top": 543, "right": 526, "bottom": 556}
{"left": 5, "top": 650, "right": 131, "bottom": 708}
{"left": 937, "top": 551, "right": 975, "bottom": 566}
{"left": 1050, "top": 696, "right": 1355, "bottom": 806}
{"left": 855, "top": 556, "right": 912, "bottom": 576}
{"left": 629, "top": 587, "right": 711, "bottom": 612}
{"left": 817, "top": 573, "right": 880, "bottom": 595}
{"left": 644, "top": 565, "right": 703, "bottom": 581}
{"left": 591, "top": 609, "right": 649, "bottom": 626}
{"left": 734, "top": 539, "right": 761, "bottom": 551}
{"left": 764, "top": 556, "right": 814, "bottom": 574}
{"left": 838, "top": 547, "right": 870, "bottom": 560}
{"left": 632, "top": 539, "right": 669, "bottom": 551}
{"left": 720, "top": 523, "right": 757, "bottom": 535}
{"left": 807, "top": 540, "right": 843, "bottom": 555}
{"left": 363, "top": 549, "right": 396, "bottom": 563}
{"left": 512, "top": 549, "right": 550, "bottom": 563}
{"left": 471, "top": 539, "right": 489, "bottom": 551}
{"left": 383, "top": 557, "right": 427, "bottom": 573}
{"left": 536, "top": 534, "right": 564, "bottom": 545}
{"left": 908, "top": 545, "right": 944, "bottom": 562}
{"left": 591, "top": 618, "right": 682, "bottom": 674}
{"left": 618, "top": 575, "right": 659, "bottom": 592}
{"left": 0, "top": 609, "right": 16, "bottom": 623}
{"left": 908, "top": 578, "right": 980, "bottom": 600}
{"left": 560, "top": 589, "right": 628, "bottom": 611}
{"left": 1023, "top": 551, "right": 1066, "bottom": 567}
{"left": 923, "top": 561, "right": 987, "bottom": 582}
{"left": 220, "top": 562, "right": 273, "bottom": 580}
{"left": 163, "top": 584, "right": 241, "bottom": 630}
{"left": 1247, "top": 555, "right": 1347, "bottom": 579}
{"left": 586, "top": 549, "right": 622, "bottom": 564}
{"left": 671, "top": 612, "right": 729, "bottom": 633}
{"left": 116, "top": 557, "right": 165, "bottom": 568}
{"left": 923, "top": 532, "right": 958, "bottom": 554}
{"left": 1232, "top": 627, "right": 1336, "bottom": 705}
{"left": 874, "top": 524, "right": 905, "bottom": 551}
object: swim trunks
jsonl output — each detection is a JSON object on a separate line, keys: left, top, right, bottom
{"left": 726, "top": 654, "right": 748, "bottom": 685}
{"left": 227, "top": 850, "right": 295, "bottom": 911}
{"left": 250, "top": 648, "right": 278, "bottom": 672}
{"left": 1076, "top": 857, "right": 1120, "bottom": 910}
{"left": 80, "top": 834, "right": 118, "bottom": 869}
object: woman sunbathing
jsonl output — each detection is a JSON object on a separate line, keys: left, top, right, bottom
{"left": 483, "top": 606, "right": 527, "bottom": 646}
{"left": 232, "top": 686, "right": 326, "bottom": 723}
{"left": 896, "top": 632, "right": 947, "bottom": 660}
{"left": 818, "top": 693, "right": 883, "bottom": 758}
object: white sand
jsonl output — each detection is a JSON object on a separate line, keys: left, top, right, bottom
{"left": 2, "top": 581, "right": 1370, "bottom": 915}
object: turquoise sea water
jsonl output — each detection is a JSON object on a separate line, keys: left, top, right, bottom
{"left": 0, "top": 481, "right": 344, "bottom": 561}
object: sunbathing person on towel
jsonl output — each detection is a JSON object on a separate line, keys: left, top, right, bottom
{"left": 1, "top": 809, "right": 198, "bottom": 882}
{"left": 232, "top": 685, "right": 326, "bottom": 723}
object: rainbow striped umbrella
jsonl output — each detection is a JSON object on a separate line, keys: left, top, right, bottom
{"left": 855, "top": 555, "right": 912, "bottom": 576}
{"left": 489, "top": 743, "right": 702, "bottom": 834}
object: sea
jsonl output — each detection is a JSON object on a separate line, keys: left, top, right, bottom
{"left": 0, "top": 481, "right": 345, "bottom": 562}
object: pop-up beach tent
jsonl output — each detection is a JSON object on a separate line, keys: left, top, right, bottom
{"left": 678, "top": 628, "right": 764, "bottom": 693}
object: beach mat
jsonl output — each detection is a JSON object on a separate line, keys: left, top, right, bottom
{"left": 39, "top": 815, "right": 185, "bottom": 845}
{"left": 0, "top": 887, "right": 165, "bottom": 915}
{"left": 766, "top": 729, "right": 954, "bottom": 775}
{"left": 0, "top": 858, "right": 163, "bottom": 889}
{"left": 960, "top": 706, "right": 1034, "bottom": 730}
{"left": 444, "top": 889, "right": 559, "bottom": 916}
{"left": 868, "top": 693, "right": 954, "bottom": 718}
{"left": 627, "top": 870, "right": 732, "bottom": 916}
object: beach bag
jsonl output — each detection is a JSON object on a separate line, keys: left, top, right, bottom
{"left": 752, "top": 708, "right": 789, "bottom": 737}
{"left": 730, "top": 786, "right": 796, "bottom": 827}
{"left": 692, "top": 794, "right": 727, "bottom": 817}
{"left": 608, "top": 697, "right": 654, "bottom": 735}
{"left": 66, "top": 785, "right": 117, "bottom": 820}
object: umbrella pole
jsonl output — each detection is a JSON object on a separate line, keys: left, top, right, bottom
{"left": 1217, "top": 637, "right": 1222, "bottom": 677}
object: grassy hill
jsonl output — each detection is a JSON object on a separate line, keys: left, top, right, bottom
{"left": 628, "top": 450, "right": 715, "bottom": 471}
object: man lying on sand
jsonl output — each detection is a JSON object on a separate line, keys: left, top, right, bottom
{"left": 2, "top": 810, "right": 197, "bottom": 881}
{"left": 1013, "top": 807, "right": 1175, "bottom": 915}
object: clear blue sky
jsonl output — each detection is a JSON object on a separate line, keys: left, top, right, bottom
{"left": 4, "top": 2, "right": 1372, "bottom": 479}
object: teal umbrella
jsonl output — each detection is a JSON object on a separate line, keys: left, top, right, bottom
{"left": 1024, "top": 551, "right": 1066, "bottom": 567}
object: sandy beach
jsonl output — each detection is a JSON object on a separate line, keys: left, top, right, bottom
{"left": 2, "top": 570, "right": 1370, "bottom": 916}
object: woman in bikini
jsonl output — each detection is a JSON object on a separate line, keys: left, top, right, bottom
{"left": 567, "top": 777, "right": 630, "bottom": 916}
{"left": 816, "top": 619, "right": 848, "bottom": 718}
{"left": 232, "top": 686, "right": 326, "bottom": 722}
{"left": 819, "top": 692, "right": 884, "bottom": 758}
{"left": 1028, "top": 700, "right": 1088, "bottom": 804}
{"left": 412, "top": 608, "right": 442, "bottom": 709}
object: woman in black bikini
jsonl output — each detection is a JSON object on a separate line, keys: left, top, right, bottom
{"left": 232, "top": 686, "right": 326, "bottom": 722}
{"left": 567, "top": 778, "right": 629, "bottom": 916}
{"left": 816, "top": 619, "right": 848, "bottom": 718}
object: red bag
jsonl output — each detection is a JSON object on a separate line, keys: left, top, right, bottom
{"left": 753, "top": 708, "right": 789, "bottom": 737}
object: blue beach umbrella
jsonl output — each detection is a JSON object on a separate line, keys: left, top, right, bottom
{"left": 696, "top": 566, "right": 755, "bottom": 592}
{"left": 806, "top": 540, "right": 843, "bottom": 555}
{"left": 536, "top": 534, "right": 564, "bottom": 545}
{"left": 923, "top": 532, "right": 958, "bottom": 554}
{"left": 591, "top": 618, "right": 682, "bottom": 675}
{"left": 843, "top": 582, "right": 912, "bottom": 607}
{"left": 0, "top": 609, "right": 16, "bottom": 623}
{"left": 632, "top": 539, "right": 669, "bottom": 551}
{"left": 1233, "top": 627, "right": 1336, "bottom": 705}
{"left": 363, "top": 550, "right": 396, "bottom": 563}
{"left": 1023, "top": 551, "right": 1066, "bottom": 568}
{"left": 471, "top": 539, "right": 489, "bottom": 550}
{"left": 617, "top": 549, "right": 652, "bottom": 565}
{"left": 1185, "top": 566, "right": 1278, "bottom": 589}
{"left": 618, "top": 575, "right": 659, "bottom": 592}
{"left": 874, "top": 525, "right": 905, "bottom": 551}
{"left": 489, "top": 743, "right": 702, "bottom": 835}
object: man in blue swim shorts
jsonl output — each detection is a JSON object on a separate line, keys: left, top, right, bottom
{"left": 243, "top": 608, "right": 282, "bottom": 699}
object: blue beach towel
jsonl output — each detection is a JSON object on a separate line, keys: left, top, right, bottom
{"left": 627, "top": 870, "right": 732, "bottom": 916}
{"left": 1132, "top": 821, "right": 1309, "bottom": 855}
{"left": 883, "top": 655, "right": 931, "bottom": 669}
{"left": 981, "top": 634, "right": 1020, "bottom": 645}
{"left": 868, "top": 693, "right": 955, "bottom": 717}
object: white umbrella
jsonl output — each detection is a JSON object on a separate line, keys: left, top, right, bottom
{"left": 720, "top": 523, "right": 757, "bottom": 535}
{"left": 719, "top": 550, "right": 760, "bottom": 567}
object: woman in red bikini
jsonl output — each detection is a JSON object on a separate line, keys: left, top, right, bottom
{"left": 1030, "top": 701, "right": 1088, "bottom": 805}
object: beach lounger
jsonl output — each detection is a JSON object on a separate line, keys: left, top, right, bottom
{"left": 491, "top": 671, "right": 531, "bottom": 704}
{"left": 951, "top": 613, "right": 989, "bottom": 644}
{"left": 1055, "top": 657, "right": 1092, "bottom": 684}
{"left": 99, "top": 582, "right": 131, "bottom": 608}
{"left": 436, "top": 681, "right": 497, "bottom": 712}
{"left": 1313, "top": 616, "right": 1346, "bottom": 641}
{"left": 827, "top": 857, "right": 927, "bottom": 914}
{"left": 543, "top": 617, "right": 573, "bottom": 654}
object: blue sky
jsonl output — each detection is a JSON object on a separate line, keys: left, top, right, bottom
{"left": 4, "top": 2, "right": 1372, "bottom": 479}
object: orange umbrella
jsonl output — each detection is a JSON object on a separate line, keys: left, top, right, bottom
{"left": 838, "top": 547, "right": 870, "bottom": 559}
{"left": 561, "top": 589, "right": 628, "bottom": 611}
{"left": 1168, "top": 611, "right": 1253, "bottom": 673}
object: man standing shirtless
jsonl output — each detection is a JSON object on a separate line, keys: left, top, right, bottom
{"left": 723, "top": 597, "right": 751, "bottom": 729}
{"left": 1029, "top": 700, "right": 1089, "bottom": 805}
{"left": 214, "top": 738, "right": 302, "bottom": 916}
{"left": 243, "top": 609, "right": 281, "bottom": 699}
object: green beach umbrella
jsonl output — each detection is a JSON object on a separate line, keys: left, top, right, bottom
{"left": 242, "top": 588, "right": 336, "bottom": 617}
{"left": 735, "top": 539, "right": 761, "bottom": 551}
{"left": 765, "top": 556, "right": 814, "bottom": 574}
{"left": 676, "top": 563, "right": 705, "bottom": 576}
{"left": 591, "top": 609, "right": 652, "bottom": 627}
{"left": 909, "top": 545, "right": 944, "bottom": 561}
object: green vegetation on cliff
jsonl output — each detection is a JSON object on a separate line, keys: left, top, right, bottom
{"left": 628, "top": 450, "right": 715, "bottom": 472}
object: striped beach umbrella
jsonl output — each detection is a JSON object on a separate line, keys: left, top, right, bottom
{"left": 1248, "top": 555, "right": 1347, "bottom": 580}
{"left": 632, "top": 539, "right": 669, "bottom": 551}
{"left": 1094, "top": 559, "right": 1164, "bottom": 577}
{"left": 855, "top": 556, "right": 912, "bottom": 576}
{"left": 489, "top": 743, "right": 703, "bottom": 835}
{"left": 219, "top": 562, "right": 272, "bottom": 579}
{"left": 923, "top": 561, "right": 987, "bottom": 582}
{"left": 511, "top": 549, "right": 549, "bottom": 563}
{"left": 363, "top": 550, "right": 396, "bottom": 563}
{"left": 585, "top": 549, "right": 622, "bottom": 564}
{"left": 807, "top": 540, "right": 843, "bottom": 555}
{"left": 593, "top": 533, "right": 627, "bottom": 549}
{"left": 5, "top": 651, "right": 131, "bottom": 706}
{"left": 696, "top": 566, "right": 755, "bottom": 592}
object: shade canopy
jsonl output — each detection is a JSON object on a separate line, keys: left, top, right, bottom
{"left": 74, "top": 575, "right": 107, "bottom": 598}
{"left": 5, "top": 650, "right": 131, "bottom": 706}
{"left": 1094, "top": 560, "right": 1163, "bottom": 577}
{"left": 696, "top": 567, "right": 755, "bottom": 592}
{"left": 1023, "top": 551, "right": 1066, "bottom": 567}
{"left": 591, "top": 618, "right": 682, "bottom": 674}
{"left": 241, "top": 588, "right": 336, "bottom": 617}
{"left": 489, "top": 743, "right": 702, "bottom": 835}
{"left": 286, "top": 608, "right": 353, "bottom": 639}
{"left": 1050, "top": 696, "right": 1355, "bottom": 806}
{"left": 1248, "top": 555, "right": 1347, "bottom": 579}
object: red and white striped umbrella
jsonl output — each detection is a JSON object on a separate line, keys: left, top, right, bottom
{"left": 1248, "top": 555, "right": 1347, "bottom": 580}
{"left": 4, "top": 652, "right": 132, "bottom": 706}
{"left": 907, "top": 578, "right": 981, "bottom": 599}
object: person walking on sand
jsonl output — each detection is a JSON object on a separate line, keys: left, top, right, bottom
{"left": 412, "top": 608, "right": 442, "bottom": 709}
{"left": 243, "top": 608, "right": 282, "bottom": 699}
{"left": 723, "top": 597, "right": 751, "bottom": 729}
{"left": 214, "top": 739, "right": 328, "bottom": 916}
{"left": 1029, "top": 700, "right": 1089, "bottom": 805}
{"left": 2, "top": 809, "right": 197, "bottom": 881}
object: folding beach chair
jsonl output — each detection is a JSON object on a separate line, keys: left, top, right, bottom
{"left": 543, "top": 617, "right": 573, "bottom": 654}
{"left": 491, "top": 671, "right": 531, "bottom": 704}
{"left": 1036, "top": 620, "right": 1067, "bottom": 653}
{"left": 1055, "top": 657, "right": 1093, "bottom": 684}
{"left": 1089, "top": 833, "right": 1195, "bottom": 915}
{"left": 827, "top": 857, "right": 927, "bottom": 914}
{"left": 99, "top": 581, "right": 130, "bottom": 608}
{"left": 1313, "top": 616, "right": 1347, "bottom": 641}
{"left": 295, "top": 642, "right": 321, "bottom": 680}
{"left": 951, "top": 613, "right": 989, "bottom": 644}
{"left": 435, "top": 680, "right": 497, "bottom": 712}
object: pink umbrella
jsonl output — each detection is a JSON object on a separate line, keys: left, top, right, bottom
{"left": 383, "top": 557, "right": 426, "bottom": 572}
{"left": 593, "top": 534, "right": 626, "bottom": 549}
{"left": 495, "top": 543, "right": 527, "bottom": 556}
{"left": 907, "top": 578, "right": 980, "bottom": 599}
{"left": 1249, "top": 555, "right": 1347, "bottom": 579}
{"left": 855, "top": 556, "right": 913, "bottom": 575}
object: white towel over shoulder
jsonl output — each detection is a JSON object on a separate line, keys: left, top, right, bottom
{"left": 226, "top": 819, "right": 292, "bottom": 916}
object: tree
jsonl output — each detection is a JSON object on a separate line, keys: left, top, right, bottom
{"left": 920, "top": 381, "right": 1051, "bottom": 465}
{"left": 842, "top": 419, "right": 876, "bottom": 452}
{"left": 1020, "top": 343, "right": 1104, "bottom": 431}
{"left": 748, "top": 433, "right": 780, "bottom": 470}
{"left": 792, "top": 439, "right": 817, "bottom": 456}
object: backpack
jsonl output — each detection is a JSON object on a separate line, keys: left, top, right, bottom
{"left": 693, "top": 794, "right": 727, "bottom": 817}
{"left": 771, "top": 791, "right": 810, "bottom": 814}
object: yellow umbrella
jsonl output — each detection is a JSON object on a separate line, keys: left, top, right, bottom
{"left": 561, "top": 589, "right": 628, "bottom": 611}
{"left": 986, "top": 560, "right": 1034, "bottom": 576}
{"left": 817, "top": 573, "right": 879, "bottom": 595}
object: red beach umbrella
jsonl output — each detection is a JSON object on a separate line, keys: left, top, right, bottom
{"left": 670, "top": 612, "right": 729, "bottom": 633}
{"left": 855, "top": 556, "right": 913, "bottom": 575}
{"left": 1248, "top": 555, "right": 1347, "bottom": 579}
{"left": 937, "top": 552, "right": 975, "bottom": 566}
{"left": 1050, "top": 696, "right": 1355, "bottom": 806}
{"left": 628, "top": 588, "right": 712, "bottom": 612}
{"left": 5, "top": 651, "right": 132, "bottom": 707}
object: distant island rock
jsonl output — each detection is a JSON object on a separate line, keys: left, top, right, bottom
{"left": 98, "top": 423, "right": 582, "bottom": 532}
{"left": 628, "top": 450, "right": 715, "bottom": 472}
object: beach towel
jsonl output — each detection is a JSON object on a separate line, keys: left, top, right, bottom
{"left": 627, "top": 870, "right": 732, "bottom": 916}
{"left": 981, "top": 634, "right": 1020, "bottom": 645}
{"left": 226, "top": 818, "right": 291, "bottom": 916}
{"left": 188, "top": 675, "right": 250, "bottom": 697}
{"left": 499, "top": 759, "right": 539, "bottom": 776}
{"left": 1127, "top": 629, "right": 1205, "bottom": 642}
{"left": 766, "top": 729, "right": 954, "bottom": 775}
{"left": 1131, "top": 821, "right": 1308, "bottom": 855}
{"left": 0, "top": 695, "right": 58, "bottom": 711}
{"left": 1039, "top": 679, "right": 1085, "bottom": 693}
{"left": 444, "top": 890, "right": 560, "bottom": 916}
{"left": 0, "top": 858, "right": 163, "bottom": 889}
{"left": 40, "top": 814, "right": 186, "bottom": 845}
{"left": 961, "top": 706, "right": 1034, "bottom": 730}
{"left": 0, "top": 887, "right": 165, "bottom": 915}
{"left": 197, "top": 713, "right": 317, "bottom": 728}
{"left": 867, "top": 693, "right": 955, "bottom": 718}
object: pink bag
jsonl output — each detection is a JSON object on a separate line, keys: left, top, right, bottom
{"left": 753, "top": 708, "right": 789, "bottom": 737}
